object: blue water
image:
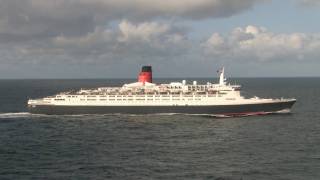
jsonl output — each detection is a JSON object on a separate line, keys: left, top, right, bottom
{"left": 0, "top": 78, "right": 319, "bottom": 180}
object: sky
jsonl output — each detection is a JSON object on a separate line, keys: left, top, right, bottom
{"left": 1, "top": 0, "right": 320, "bottom": 78}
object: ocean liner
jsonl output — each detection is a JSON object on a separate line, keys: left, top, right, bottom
{"left": 28, "top": 66, "right": 296, "bottom": 116}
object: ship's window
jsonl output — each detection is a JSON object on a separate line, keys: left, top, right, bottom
{"left": 226, "top": 98, "right": 235, "bottom": 100}
{"left": 219, "top": 92, "right": 227, "bottom": 94}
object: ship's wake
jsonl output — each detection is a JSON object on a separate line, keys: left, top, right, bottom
{"left": 0, "top": 112, "right": 32, "bottom": 119}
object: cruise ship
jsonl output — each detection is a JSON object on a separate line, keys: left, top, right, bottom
{"left": 28, "top": 66, "right": 296, "bottom": 116}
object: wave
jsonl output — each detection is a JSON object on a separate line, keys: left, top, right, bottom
{"left": 275, "top": 108, "right": 291, "bottom": 114}
{"left": 0, "top": 112, "right": 32, "bottom": 119}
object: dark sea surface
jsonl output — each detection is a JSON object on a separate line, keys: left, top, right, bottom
{"left": 0, "top": 78, "right": 319, "bottom": 180}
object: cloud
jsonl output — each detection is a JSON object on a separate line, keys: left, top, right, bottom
{"left": 5, "top": 23, "right": 320, "bottom": 66}
{"left": 11, "top": 20, "right": 189, "bottom": 66}
{"left": 118, "top": 21, "right": 171, "bottom": 43}
{"left": 203, "top": 25, "right": 320, "bottom": 62}
{"left": 299, "top": 0, "right": 320, "bottom": 6}
{"left": 1, "top": 22, "right": 320, "bottom": 77}
{"left": 0, "top": 0, "right": 267, "bottom": 42}
{"left": 0, "top": 19, "right": 193, "bottom": 78}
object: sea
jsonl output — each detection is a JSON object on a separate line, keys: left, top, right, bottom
{"left": 0, "top": 78, "right": 319, "bottom": 180}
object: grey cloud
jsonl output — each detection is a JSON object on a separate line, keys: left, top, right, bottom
{"left": 5, "top": 23, "right": 320, "bottom": 67}
{"left": 9, "top": 20, "right": 190, "bottom": 66}
{"left": 0, "top": 0, "right": 267, "bottom": 42}
{"left": 1, "top": 23, "right": 320, "bottom": 78}
{"left": 299, "top": 0, "right": 320, "bottom": 6}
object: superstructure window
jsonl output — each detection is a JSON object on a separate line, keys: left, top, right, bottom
{"left": 226, "top": 98, "right": 236, "bottom": 100}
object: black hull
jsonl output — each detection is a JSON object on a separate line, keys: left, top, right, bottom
{"left": 28, "top": 100, "right": 296, "bottom": 116}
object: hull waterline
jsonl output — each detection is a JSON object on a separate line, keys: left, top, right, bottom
{"left": 28, "top": 99, "right": 296, "bottom": 116}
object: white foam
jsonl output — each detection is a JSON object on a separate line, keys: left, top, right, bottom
{"left": 276, "top": 109, "right": 291, "bottom": 114}
{"left": 0, "top": 112, "right": 32, "bottom": 119}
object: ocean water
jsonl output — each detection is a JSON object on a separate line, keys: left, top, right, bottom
{"left": 0, "top": 78, "right": 319, "bottom": 180}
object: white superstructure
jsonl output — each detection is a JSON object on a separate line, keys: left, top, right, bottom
{"left": 28, "top": 68, "right": 291, "bottom": 107}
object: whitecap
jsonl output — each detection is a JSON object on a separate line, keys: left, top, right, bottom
{"left": 0, "top": 112, "right": 32, "bottom": 119}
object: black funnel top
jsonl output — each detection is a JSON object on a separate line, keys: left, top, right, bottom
{"left": 141, "top": 66, "right": 152, "bottom": 72}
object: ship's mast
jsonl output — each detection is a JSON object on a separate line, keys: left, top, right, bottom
{"left": 219, "top": 67, "right": 226, "bottom": 85}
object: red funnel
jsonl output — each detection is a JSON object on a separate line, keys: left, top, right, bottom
{"left": 138, "top": 66, "right": 152, "bottom": 83}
